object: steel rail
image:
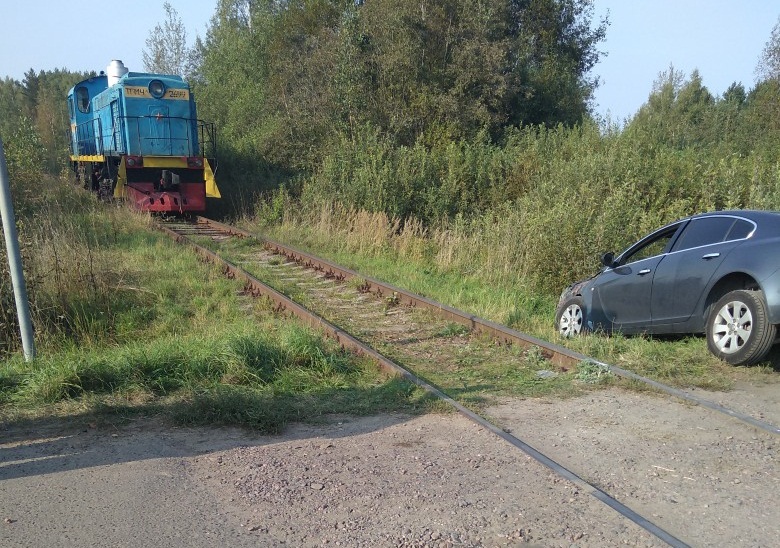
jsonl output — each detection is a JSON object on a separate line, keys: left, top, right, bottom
{"left": 196, "top": 217, "right": 780, "bottom": 437}
{"left": 161, "top": 220, "right": 691, "bottom": 548}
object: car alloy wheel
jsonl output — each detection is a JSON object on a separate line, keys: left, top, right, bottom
{"left": 556, "top": 296, "right": 587, "bottom": 337}
{"left": 711, "top": 300, "right": 752, "bottom": 354}
{"left": 706, "top": 289, "right": 775, "bottom": 365}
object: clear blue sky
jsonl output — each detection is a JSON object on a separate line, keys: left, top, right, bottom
{"left": 0, "top": 0, "right": 778, "bottom": 122}
{"left": 592, "top": 1, "right": 779, "bottom": 122}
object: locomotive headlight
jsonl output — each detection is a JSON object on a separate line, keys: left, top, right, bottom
{"left": 149, "top": 80, "right": 165, "bottom": 98}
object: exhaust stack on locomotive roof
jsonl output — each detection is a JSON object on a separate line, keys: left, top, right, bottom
{"left": 106, "top": 60, "right": 129, "bottom": 86}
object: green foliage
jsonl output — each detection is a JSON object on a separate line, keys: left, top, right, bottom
{"left": 575, "top": 361, "right": 613, "bottom": 384}
{"left": 757, "top": 15, "right": 780, "bottom": 83}
{"left": 295, "top": 89, "right": 780, "bottom": 295}
{"left": 1, "top": 68, "right": 93, "bottom": 175}
{"left": 194, "top": 0, "right": 607, "bottom": 185}
{"left": 143, "top": 2, "right": 190, "bottom": 76}
{"left": 305, "top": 124, "right": 516, "bottom": 221}
{"left": 0, "top": 177, "right": 426, "bottom": 427}
{"left": 253, "top": 205, "right": 770, "bottom": 391}
{"left": 3, "top": 322, "right": 428, "bottom": 431}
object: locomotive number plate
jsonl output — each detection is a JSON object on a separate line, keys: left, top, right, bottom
{"left": 125, "top": 86, "right": 190, "bottom": 100}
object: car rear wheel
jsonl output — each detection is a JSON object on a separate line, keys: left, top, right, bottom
{"left": 706, "top": 290, "right": 776, "bottom": 365}
{"left": 556, "top": 296, "right": 588, "bottom": 337}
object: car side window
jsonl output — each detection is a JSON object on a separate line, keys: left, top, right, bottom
{"left": 619, "top": 224, "right": 681, "bottom": 265}
{"left": 725, "top": 219, "right": 754, "bottom": 240}
{"left": 672, "top": 217, "right": 737, "bottom": 252}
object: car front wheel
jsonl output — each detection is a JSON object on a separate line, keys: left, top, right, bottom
{"left": 706, "top": 289, "right": 776, "bottom": 365}
{"left": 556, "top": 296, "right": 588, "bottom": 338}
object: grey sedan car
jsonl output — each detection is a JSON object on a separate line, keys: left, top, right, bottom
{"left": 555, "top": 210, "right": 780, "bottom": 365}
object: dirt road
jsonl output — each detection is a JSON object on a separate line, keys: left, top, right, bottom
{"left": 1, "top": 387, "right": 777, "bottom": 547}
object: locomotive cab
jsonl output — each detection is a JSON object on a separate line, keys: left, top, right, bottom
{"left": 67, "top": 74, "right": 108, "bottom": 157}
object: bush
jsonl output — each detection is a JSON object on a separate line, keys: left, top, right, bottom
{"left": 289, "top": 119, "right": 780, "bottom": 295}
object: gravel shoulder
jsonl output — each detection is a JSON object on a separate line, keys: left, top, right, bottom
{"left": 1, "top": 387, "right": 777, "bottom": 547}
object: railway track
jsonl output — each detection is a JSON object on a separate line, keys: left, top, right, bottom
{"left": 177, "top": 217, "right": 779, "bottom": 436}
{"left": 158, "top": 216, "right": 780, "bottom": 547}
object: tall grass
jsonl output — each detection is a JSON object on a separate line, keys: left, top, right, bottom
{"left": 0, "top": 175, "right": 430, "bottom": 427}
{"left": 291, "top": 122, "right": 780, "bottom": 294}
{"left": 1, "top": 320, "right": 430, "bottom": 431}
{"left": 248, "top": 202, "right": 780, "bottom": 389}
{"left": 246, "top": 118, "right": 780, "bottom": 385}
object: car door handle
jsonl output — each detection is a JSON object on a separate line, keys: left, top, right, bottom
{"left": 638, "top": 268, "right": 651, "bottom": 275}
{"left": 702, "top": 253, "right": 720, "bottom": 260}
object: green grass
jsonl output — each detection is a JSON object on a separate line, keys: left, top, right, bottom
{"left": 200, "top": 232, "right": 626, "bottom": 409}
{"left": 5, "top": 176, "right": 777, "bottom": 432}
{"left": 1, "top": 322, "right": 434, "bottom": 432}
{"left": 0, "top": 179, "right": 433, "bottom": 430}
{"left": 244, "top": 209, "right": 780, "bottom": 393}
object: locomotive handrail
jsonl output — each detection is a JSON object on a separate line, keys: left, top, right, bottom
{"left": 70, "top": 115, "right": 216, "bottom": 159}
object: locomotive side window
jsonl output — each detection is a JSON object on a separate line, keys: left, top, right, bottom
{"left": 76, "top": 86, "right": 90, "bottom": 113}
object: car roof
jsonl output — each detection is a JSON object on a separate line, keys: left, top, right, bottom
{"left": 689, "top": 210, "right": 780, "bottom": 222}
{"left": 684, "top": 210, "right": 780, "bottom": 235}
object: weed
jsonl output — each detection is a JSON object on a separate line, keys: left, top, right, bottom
{"left": 348, "top": 277, "right": 372, "bottom": 293}
{"left": 384, "top": 292, "right": 400, "bottom": 307}
{"left": 434, "top": 323, "right": 470, "bottom": 338}
{"left": 249, "top": 204, "right": 773, "bottom": 390}
{"left": 0, "top": 177, "right": 426, "bottom": 428}
{"left": 523, "top": 345, "right": 547, "bottom": 367}
{"left": 575, "top": 361, "right": 613, "bottom": 384}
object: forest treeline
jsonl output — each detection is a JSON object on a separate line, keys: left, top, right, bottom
{"left": 3, "top": 0, "right": 780, "bottom": 292}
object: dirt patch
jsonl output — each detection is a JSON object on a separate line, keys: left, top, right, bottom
{"left": 487, "top": 388, "right": 779, "bottom": 547}
{"left": 193, "top": 413, "right": 661, "bottom": 547}
{"left": 1, "top": 387, "right": 777, "bottom": 547}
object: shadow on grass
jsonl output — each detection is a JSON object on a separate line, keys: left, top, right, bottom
{"left": 651, "top": 333, "right": 780, "bottom": 373}
{"left": 759, "top": 343, "right": 780, "bottom": 372}
{"left": 0, "top": 379, "right": 440, "bottom": 482}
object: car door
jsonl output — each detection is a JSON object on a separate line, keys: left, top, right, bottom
{"left": 650, "top": 216, "right": 756, "bottom": 327}
{"left": 591, "top": 222, "right": 684, "bottom": 331}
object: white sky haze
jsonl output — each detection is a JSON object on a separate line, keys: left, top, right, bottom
{"left": 1, "top": 0, "right": 778, "bottom": 122}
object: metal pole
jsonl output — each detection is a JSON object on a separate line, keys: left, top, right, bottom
{"left": 0, "top": 135, "right": 35, "bottom": 361}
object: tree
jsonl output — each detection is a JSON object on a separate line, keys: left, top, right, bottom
{"left": 505, "top": 0, "right": 608, "bottom": 127}
{"left": 21, "top": 69, "right": 39, "bottom": 117}
{"left": 185, "top": 35, "right": 207, "bottom": 86}
{"left": 629, "top": 67, "right": 715, "bottom": 150}
{"left": 0, "top": 77, "right": 26, "bottom": 140}
{"left": 356, "top": 0, "right": 608, "bottom": 142}
{"left": 722, "top": 82, "right": 747, "bottom": 106}
{"left": 756, "top": 16, "right": 780, "bottom": 83}
{"left": 193, "top": 0, "right": 609, "bottom": 173}
{"left": 143, "top": 2, "right": 190, "bottom": 76}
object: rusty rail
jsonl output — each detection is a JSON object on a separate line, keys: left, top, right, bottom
{"left": 159, "top": 218, "right": 692, "bottom": 548}
{"left": 189, "top": 216, "right": 780, "bottom": 437}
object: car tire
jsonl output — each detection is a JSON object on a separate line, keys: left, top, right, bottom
{"left": 556, "top": 296, "right": 589, "bottom": 337}
{"left": 706, "top": 289, "right": 776, "bottom": 365}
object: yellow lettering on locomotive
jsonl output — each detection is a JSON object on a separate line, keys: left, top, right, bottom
{"left": 124, "top": 86, "right": 189, "bottom": 100}
{"left": 164, "top": 89, "right": 189, "bottom": 100}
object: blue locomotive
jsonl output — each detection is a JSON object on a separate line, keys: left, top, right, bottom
{"left": 68, "top": 60, "right": 220, "bottom": 213}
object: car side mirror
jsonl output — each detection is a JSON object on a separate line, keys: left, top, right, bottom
{"left": 601, "top": 252, "right": 616, "bottom": 268}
